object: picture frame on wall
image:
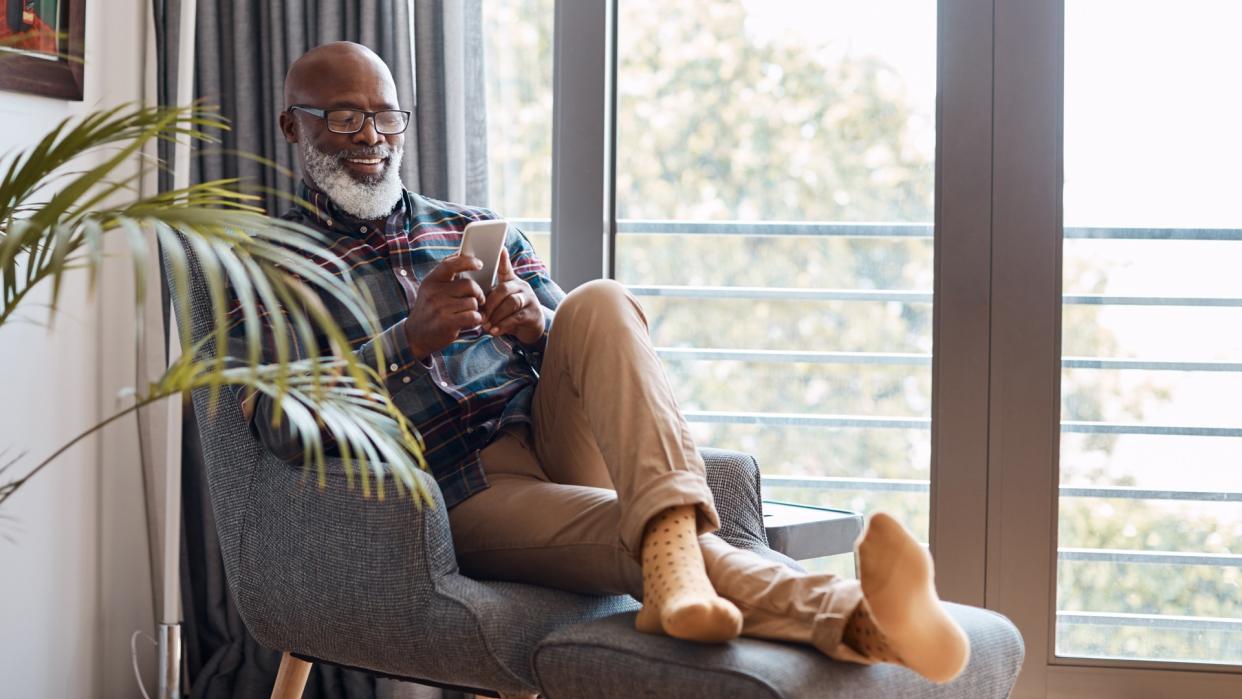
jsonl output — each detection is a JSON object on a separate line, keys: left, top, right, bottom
{"left": 0, "top": 0, "right": 86, "bottom": 101}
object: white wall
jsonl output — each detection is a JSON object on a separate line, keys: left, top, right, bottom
{"left": 0, "top": 0, "right": 157, "bottom": 696}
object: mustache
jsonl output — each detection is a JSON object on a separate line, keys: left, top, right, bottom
{"left": 334, "top": 145, "right": 395, "bottom": 161}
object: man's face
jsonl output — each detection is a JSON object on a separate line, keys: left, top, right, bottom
{"left": 294, "top": 98, "right": 404, "bottom": 186}
{"left": 281, "top": 51, "right": 407, "bottom": 219}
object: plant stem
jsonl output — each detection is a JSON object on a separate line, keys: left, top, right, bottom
{"left": 0, "top": 393, "right": 169, "bottom": 506}
{"left": 0, "top": 240, "right": 73, "bottom": 329}
{"left": 0, "top": 276, "right": 38, "bottom": 328}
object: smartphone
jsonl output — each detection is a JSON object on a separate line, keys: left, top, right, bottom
{"left": 457, "top": 219, "right": 509, "bottom": 292}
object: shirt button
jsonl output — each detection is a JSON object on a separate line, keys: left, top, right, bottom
{"left": 389, "top": 363, "right": 399, "bottom": 371}
{"left": 326, "top": 219, "right": 333, "bottom": 227}
{"left": 440, "top": 380, "right": 449, "bottom": 387}
{"left": 399, "top": 269, "right": 408, "bottom": 276}
{"left": 360, "top": 226, "right": 367, "bottom": 233}
{"left": 402, "top": 376, "right": 412, "bottom": 384}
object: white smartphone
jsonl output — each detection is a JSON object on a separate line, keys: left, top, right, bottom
{"left": 457, "top": 219, "right": 509, "bottom": 292}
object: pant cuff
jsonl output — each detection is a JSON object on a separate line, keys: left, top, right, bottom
{"left": 811, "top": 579, "right": 871, "bottom": 663}
{"left": 619, "top": 469, "right": 720, "bottom": 559}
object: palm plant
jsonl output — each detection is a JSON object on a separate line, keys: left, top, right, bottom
{"left": 0, "top": 103, "right": 431, "bottom": 515}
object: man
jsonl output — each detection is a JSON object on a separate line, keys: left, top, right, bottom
{"left": 231, "top": 41, "right": 969, "bottom": 684}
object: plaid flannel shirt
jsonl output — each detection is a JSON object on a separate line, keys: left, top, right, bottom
{"left": 226, "top": 182, "right": 564, "bottom": 507}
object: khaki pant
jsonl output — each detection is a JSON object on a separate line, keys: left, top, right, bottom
{"left": 448, "top": 279, "right": 866, "bottom": 661}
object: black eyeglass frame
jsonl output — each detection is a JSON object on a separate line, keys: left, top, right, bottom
{"left": 286, "top": 104, "right": 412, "bottom": 135}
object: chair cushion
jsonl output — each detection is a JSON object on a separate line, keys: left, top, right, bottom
{"left": 532, "top": 602, "right": 1023, "bottom": 698}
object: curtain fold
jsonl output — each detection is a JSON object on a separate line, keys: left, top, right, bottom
{"left": 415, "top": 0, "right": 490, "bottom": 205}
{"left": 152, "top": 1, "right": 488, "bottom": 697}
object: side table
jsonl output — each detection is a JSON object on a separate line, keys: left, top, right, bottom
{"left": 762, "top": 500, "right": 863, "bottom": 562}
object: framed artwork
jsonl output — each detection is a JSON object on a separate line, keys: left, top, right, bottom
{"left": 0, "top": 0, "right": 85, "bottom": 100}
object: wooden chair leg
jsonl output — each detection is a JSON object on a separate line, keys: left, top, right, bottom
{"left": 271, "top": 652, "right": 312, "bottom": 699}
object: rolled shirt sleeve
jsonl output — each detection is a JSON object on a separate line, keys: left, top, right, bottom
{"left": 240, "top": 317, "right": 457, "bottom": 463}
{"left": 224, "top": 291, "right": 429, "bottom": 463}
{"left": 357, "top": 316, "right": 433, "bottom": 395}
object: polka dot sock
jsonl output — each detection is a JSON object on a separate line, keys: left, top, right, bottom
{"left": 853, "top": 512, "right": 970, "bottom": 683}
{"left": 843, "top": 601, "right": 903, "bottom": 663}
{"left": 634, "top": 505, "right": 742, "bottom": 643}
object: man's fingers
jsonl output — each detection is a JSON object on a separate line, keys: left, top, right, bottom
{"left": 481, "top": 284, "right": 507, "bottom": 313}
{"left": 497, "top": 247, "right": 516, "bottom": 281}
{"left": 452, "top": 309, "right": 484, "bottom": 328}
{"left": 491, "top": 306, "right": 538, "bottom": 336}
{"left": 485, "top": 291, "right": 525, "bottom": 327}
{"left": 482, "top": 280, "right": 522, "bottom": 315}
{"left": 443, "top": 296, "right": 480, "bottom": 314}
{"left": 426, "top": 253, "right": 483, "bottom": 283}
{"left": 445, "top": 277, "right": 487, "bottom": 303}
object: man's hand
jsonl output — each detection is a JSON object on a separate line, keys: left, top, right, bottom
{"left": 405, "top": 254, "right": 487, "bottom": 360}
{"left": 482, "top": 248, "right": 545, "bottom": 346}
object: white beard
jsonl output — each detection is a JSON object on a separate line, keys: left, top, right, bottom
{"left": 299, "top": 139, "right": 405, "bottom": 221}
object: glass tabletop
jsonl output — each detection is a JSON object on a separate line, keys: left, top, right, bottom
{"left": 761, "top": 500, "right": 863, "bottom": 560}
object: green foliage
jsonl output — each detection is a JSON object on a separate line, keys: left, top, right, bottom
{"left": 1057, "top": 496, "right": 1242, "bottom": 662}
{"left": 613, "top": 0, "right": 933, "bottom": 515}
{"left": 0, "top": 104, "right": 431, "bottom": 512}
{"left": 615, "top": 2, "right": 931, "bottom": 223}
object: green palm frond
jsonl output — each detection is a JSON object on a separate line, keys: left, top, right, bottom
{"left": 0, "top": 103, "right": 429, "bottom": 510}
{"left": 155, "top": 350, "right": 428, "bottom": 502}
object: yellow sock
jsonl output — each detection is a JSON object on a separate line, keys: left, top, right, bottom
{"left": 634, "top": 505, "right": 742, "bottom": 643}
{"left": 850, "top": 512, "right": 970, "bottom": 683}
{"left": 842, "top": 600, "right": 903, "bottom": 663}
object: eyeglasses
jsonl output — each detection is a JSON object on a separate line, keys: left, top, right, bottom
{"left": 287, "top": 105, "right": 411, "bottom": 135}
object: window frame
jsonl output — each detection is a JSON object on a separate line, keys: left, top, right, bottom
{"left": 547, "top": 1, "right": 1242, "bottom": 695}
{"left": 989, "top": 0, "right": 1242, "bottom": 693}
{"left": 550, "top": 0, "right": 613, "bottom": 289}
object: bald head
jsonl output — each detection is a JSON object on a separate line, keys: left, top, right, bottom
{"left": 284, "top": 41, "right": 397, "bottom": 108}
{"left": 280, "top": 42, "right": 407, "bottom": 221}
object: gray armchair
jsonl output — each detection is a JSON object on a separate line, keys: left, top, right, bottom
{"left": 171, "top": 248, "right": 1024, "bottom": 698}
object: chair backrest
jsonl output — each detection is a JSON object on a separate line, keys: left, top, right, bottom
{"left": 161, "top": 236, "right": 276, "bottom": 591}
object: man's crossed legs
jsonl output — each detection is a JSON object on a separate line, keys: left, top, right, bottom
{"left": 448, "top": 280, "right": 969, "bottom": 683}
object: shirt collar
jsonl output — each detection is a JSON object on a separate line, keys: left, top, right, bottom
{"left": 297, "top": 180, "right": 412, "bottom": 237}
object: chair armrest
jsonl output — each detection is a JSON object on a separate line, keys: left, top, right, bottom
{"left": 700, "top": 448, "right": 768, "bottom": 549}
{"left": 700, "top": 448, "right": 804, "bottom": 571}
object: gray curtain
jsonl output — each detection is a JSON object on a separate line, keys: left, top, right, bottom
{"left": 152, "top": 1, "right": 488, "bottom": 697}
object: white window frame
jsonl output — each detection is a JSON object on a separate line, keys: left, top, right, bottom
{"left": 548, "top": 1, "right": 1242, "bottom": 695}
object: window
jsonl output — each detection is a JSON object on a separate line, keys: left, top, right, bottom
{"left": 541, "top": 0, "right": 1242, "bottom": 692}
{"left": 482, "top": 0, "right": 554, "bottom": 265}
{"left": 613, "top": 0, "right": 938, "bottom": 556}
{"left": 1056, "top": 0, "right": 1242, "bottom": 665}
